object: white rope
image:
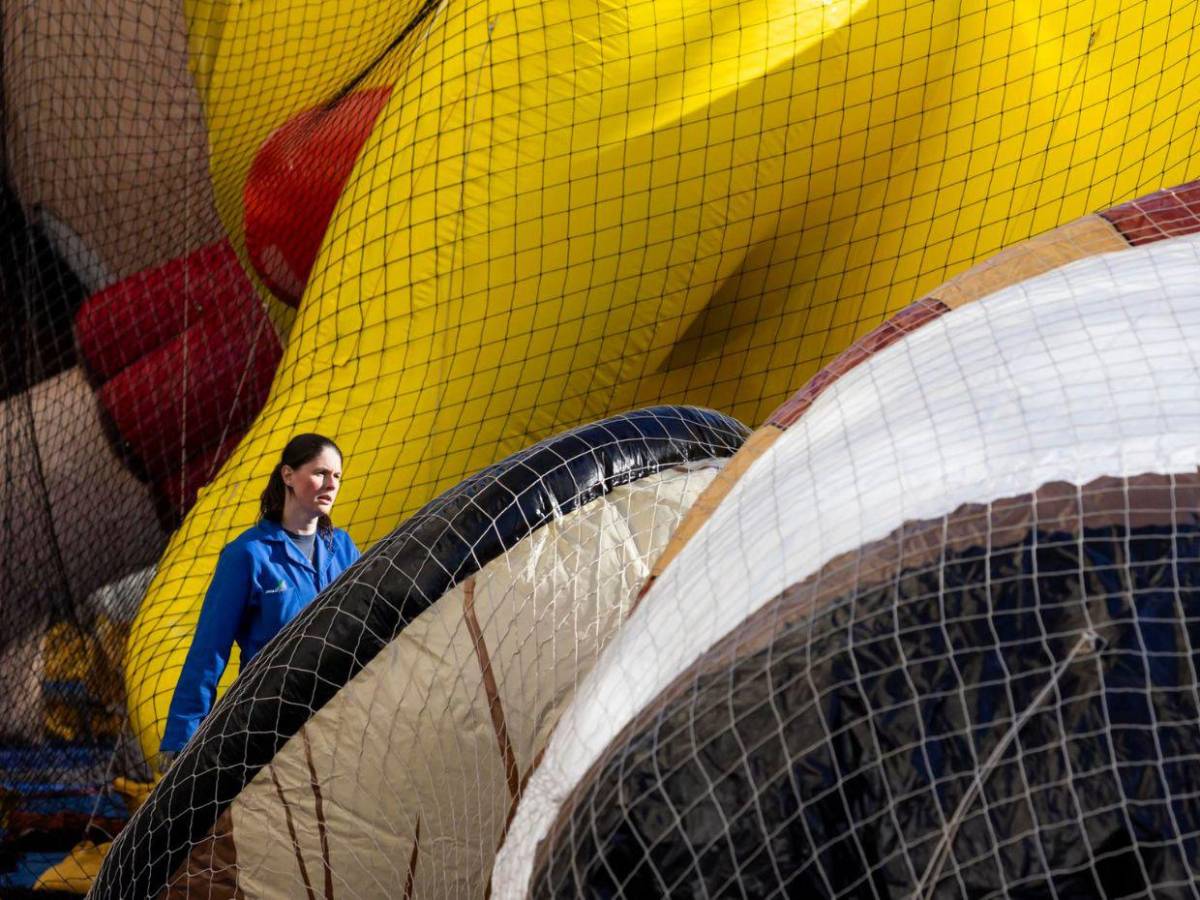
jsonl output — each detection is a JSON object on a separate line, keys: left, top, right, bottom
{"left": 913, "top": 629, "right": 1104, "bottom": 900}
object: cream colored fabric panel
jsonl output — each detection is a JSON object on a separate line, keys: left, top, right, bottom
{"left": 486, "top": 461, "right": 726, "bottom": 765}
{"left": 932, "top": 216, "right": 1129, "bottom": 310}
{"left": 230, "top": 463, "right": 721, "bottom": 898}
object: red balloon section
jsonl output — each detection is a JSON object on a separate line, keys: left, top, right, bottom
{"left": 243, "top": 87, "right": 393, "bottom": 306}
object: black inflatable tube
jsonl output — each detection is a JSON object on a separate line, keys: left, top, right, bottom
{"left": 94, "top": 405, "right": 748, "bottom": 899}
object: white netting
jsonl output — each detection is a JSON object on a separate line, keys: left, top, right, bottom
{"left": 0, "top": 0, "right": 1198, "bottom": 896}
{"left": 497, "top": 232, "right": 1200, "bottom": 899}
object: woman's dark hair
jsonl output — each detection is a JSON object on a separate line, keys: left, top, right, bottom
{"left": 260, "top": 433, "right": 343, "bottom": 534}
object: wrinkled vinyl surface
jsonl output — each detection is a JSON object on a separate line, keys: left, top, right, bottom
{"left": 530, "top": 477, "right": 1200, "bottom": 898}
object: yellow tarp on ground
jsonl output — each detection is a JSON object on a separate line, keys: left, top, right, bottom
{"left": 33, "top": 840, "right": 112, "bottom": 894}
{"left": 129, "top": 0, "right": 1200, "bottom": 760}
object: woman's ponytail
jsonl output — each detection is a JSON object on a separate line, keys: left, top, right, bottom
{"left": 259, "top": 462, "right": 289, "bottom": 524}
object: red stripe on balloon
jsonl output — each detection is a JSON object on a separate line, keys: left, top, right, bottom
{"left": 1100, "top": 179, "right": 1200, "bottom": 246}
{"left": 767, "top": 297, "right": 949, "bottom": 429}
{"left": 74, "top": 240, "right": 256, "bottom": 382}
{"left": 97, "top": 293, "right": 281, "bottom": 483}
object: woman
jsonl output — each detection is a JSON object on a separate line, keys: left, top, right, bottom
{"left": 157, "top": 433, "right": 360, "bottom": 766}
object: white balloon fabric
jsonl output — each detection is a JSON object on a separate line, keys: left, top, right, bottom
{"left": 494, "top": 232, "right": 1200, "bottom": 897}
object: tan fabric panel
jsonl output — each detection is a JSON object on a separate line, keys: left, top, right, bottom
{"left": 0, "top": 638, "right": 42, "bottom": 744}
{"left": 930, "top": 215, "right": 1129, "bottom": 309}
{"left": 637, "top": 427, "right": 781, "bottom": 604}
{"left": 227, "top": 463, "right": 721, "bottom": 899}
{"left": 0, "top": 367, "right": 163, "bottom": 603}
{"left": 4, "top": 0, "right": 222, "bottom": 282}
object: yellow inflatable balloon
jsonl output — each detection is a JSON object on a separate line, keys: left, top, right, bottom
{"left": 128, "top": 0, "right": 1200, "bottom": 761}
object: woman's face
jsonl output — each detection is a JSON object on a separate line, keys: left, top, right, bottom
{"left": 282, "top": 446, "right": 343, "bottom": 519}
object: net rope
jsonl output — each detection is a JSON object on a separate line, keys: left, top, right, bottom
{"left": 0, "top": 0, "right": 1198, "bottom": 895}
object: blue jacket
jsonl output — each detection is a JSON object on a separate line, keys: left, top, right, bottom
{"left": 160, "top": 520, "right": 360, "bottom": 752}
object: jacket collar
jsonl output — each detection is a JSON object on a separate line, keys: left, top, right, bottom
{"left": 256, "top": 518, "right": 332, "bottom": 579}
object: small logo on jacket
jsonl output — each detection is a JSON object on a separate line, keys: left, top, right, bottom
{"left": 265, "top": 580, "right": 288, "bottom": 594}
